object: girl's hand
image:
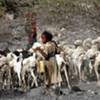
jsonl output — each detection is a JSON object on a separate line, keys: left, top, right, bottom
{"left": 36, "top": 47, "right": 41, "bottom": 51}
{"left": 33, "top": 47, "right": 41, "bottom": 53}
{"left": 33, "top": 49, "right": 37, "bottom": 53}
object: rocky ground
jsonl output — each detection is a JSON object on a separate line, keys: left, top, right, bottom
{"left": 0, "top": 0, "right": 100, "bottom": 100}
{"left": 0, "top": 81, "right": 100, "bottom": 100}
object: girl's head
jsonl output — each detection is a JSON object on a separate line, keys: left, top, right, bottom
{"left": 41, "top": 30, "right": 53, "bottom": 44}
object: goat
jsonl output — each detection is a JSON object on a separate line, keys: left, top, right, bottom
{"left": 6, "top": 51, "right": 23, "bottom": 87}
{"left": 94, "top": 52, "right": 100, "bottom": 86}
{"left": 21, "top": 52, "right": 38, "bottom": 91}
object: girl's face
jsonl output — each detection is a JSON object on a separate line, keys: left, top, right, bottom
{"left": 41, "top": 34, "right": 47, "bottom": 44}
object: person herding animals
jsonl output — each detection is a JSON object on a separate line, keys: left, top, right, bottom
{"left": 34, "top": 30, "right": 62, "bottom": 95}
{"left": 25, "top": 11, "right": 37, "bottom": 49}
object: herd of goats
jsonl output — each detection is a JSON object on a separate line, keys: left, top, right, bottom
{"left": 0, "top": 36, "right": 100, "bottom": 92}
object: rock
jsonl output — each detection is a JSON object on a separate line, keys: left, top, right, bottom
{"left": 60, "top": 28, "right": 66, "bottom": 32}
{"left": 69, "top": 86, "right": 84, "bottom": 93}
{"left": 0, "top": 42, "right": 8, "bottom": 51}
{"left": 5, "top": 13, "right": 14, "bottom": 21}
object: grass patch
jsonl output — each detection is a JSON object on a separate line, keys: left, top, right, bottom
{"left": 0, "top": 6, "right": 6, "bottom": 17}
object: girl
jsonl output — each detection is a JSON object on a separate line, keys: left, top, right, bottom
{"left": 35, "top": 31, "right": 62, "bottom": 95}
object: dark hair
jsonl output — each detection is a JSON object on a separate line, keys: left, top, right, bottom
{"left": 42, "top": 30, "right": 53, "bottom": 41}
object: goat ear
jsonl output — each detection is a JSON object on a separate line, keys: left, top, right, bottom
{"left": 94, "top": 51, "right": 99, "bottom": 57}
{"left": 35, "top": 54, "right": 38, "bottom": 59}
{"left": 96, "top": 51, "right": 99, "bottom": 56}
{"left": 11, "top": 54, "right": 14, "bottom": 58}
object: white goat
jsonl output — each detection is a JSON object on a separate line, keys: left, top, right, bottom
{"left": 21, "top": 53, "right": 38, "bottom": 90}
{"left": 0, "top": 55, "right": 10, "bottom": 90}
{"left": 6, "top": 52, "right": 23, "bottom": 87}
{"left": 56, "top": 54, "right": 71, "bottom": 89}
{"left": 72, "top": 40, "right": 92, "bottom": 82}
{"left": 94, "top": 52, "right": 100, "bottom": 86}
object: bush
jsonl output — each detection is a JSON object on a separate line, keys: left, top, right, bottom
{"left": 0, "top": 0, "right": 18, "bottom": 13}
{"left": 0, "top": 6, "right": 6, "bottom": 17}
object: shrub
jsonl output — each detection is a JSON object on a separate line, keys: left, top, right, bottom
{"left": 0, "top": 6, "right": 6, "bottom": 17}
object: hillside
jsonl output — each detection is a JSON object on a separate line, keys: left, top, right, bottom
{"left": 0, "top": 1, "right": 100, "bottom": 100}
{"left": 0, "top": 0, "right": 100, "bottom": 49}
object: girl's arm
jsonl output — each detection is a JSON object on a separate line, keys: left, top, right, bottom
{"left": 39, "top": 49, "right": 48, "bottom": 59}
{"left": 34, "top": 48, "right": 48, "bottom": 59}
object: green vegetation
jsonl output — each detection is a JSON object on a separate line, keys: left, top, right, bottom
{"left": 0, "top": 6, "right": 6, "bottom": 17}
{"left": 0, "top": 0, "right": 100, "bottom": 18}
{"left": 36, "top": 0, "right": 98, "bottom": 5}
{"left": 0, "top": 0, "right": 18, "bottom": 17}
